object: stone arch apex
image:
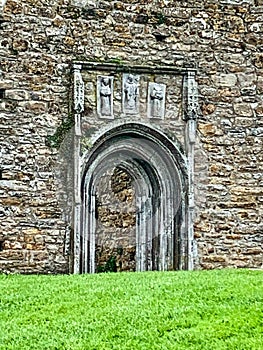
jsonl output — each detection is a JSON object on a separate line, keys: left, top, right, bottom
{"left": 81, "top": 121, "right": 188, "bottom": 179}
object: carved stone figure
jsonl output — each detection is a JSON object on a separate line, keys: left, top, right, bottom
{"left": 148, "top": 82, "right": 166, "bottom": 119}
{"left": 97, "top": 76, "right": 113, "bottom": 118}
{"left": 123, "top": 74, "right": 139, "bottom": 114}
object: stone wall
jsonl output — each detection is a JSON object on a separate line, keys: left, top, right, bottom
{"left": 95, "top": 168, "right": 136, "bottom": 272}
{"left": 0, "top": 0, "right": 262, "bottom": 273}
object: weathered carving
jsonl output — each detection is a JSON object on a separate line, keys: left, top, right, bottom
{"left": 123, "top": 74, "right": 139, "bottom": 114}
{"left": 148, "top": 82, "right": 166, "bottom": 119}
{"left": 73, "top": 64, "right": 85, "bottom": 114}
{"left": 97, "top": 76, "right": 114, "bottom": 119}
{"left": 183, "top": 71, "right": 199, "bottom": 120}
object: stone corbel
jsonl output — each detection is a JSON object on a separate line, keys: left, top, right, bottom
{"left": 73, "top": 64, "right": 85, "bottom": 136}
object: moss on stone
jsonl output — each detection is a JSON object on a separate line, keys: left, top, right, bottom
{"left": 46, "top": 115, "right": 74, "bottom": 148}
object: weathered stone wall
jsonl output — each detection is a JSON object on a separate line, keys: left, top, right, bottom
{"left": 0, "top": 0, "right": 262, "bottom": 273}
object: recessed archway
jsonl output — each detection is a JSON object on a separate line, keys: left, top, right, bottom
{"left": 76, "top": 123, "right": 190, "bottom": 273}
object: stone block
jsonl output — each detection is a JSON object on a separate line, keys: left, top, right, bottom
{"left": 233, "top": 103, "right": 253, "bottom": 116}
{"left": 212, "top": 74, "right": 237, "bottom": 88}
{"left": 201, "top": 103, "right": 216, "bottom": 115}
{"left": 226, "top": 234, "right": 242, "bottom": 240}
{"left": 1, "top": 197, "right": 22, "bottom": 206}
{"left": 12, "top": 39, "right": 29, "bottom": 52}
{"left": 54, "top": 255, "right": 67, "bottom": 264}
{"left": 235, "top": 117, "right": 254, "bottom": 127}
{"left": 255, "top": 103, "right": 263, "bottom": 116}
{"left": 64, "top": 36, "right": 75, "bottom": 46}
{"left": 4, "top": 0, "right": 23, "bottom": 14}
{"left": 5, "top": 89, "right": 29, "bottom": 101}
{"left": 198, "top": 123, "right": 217, "bottom": 136}
{"left": 243, "top": 248, "right": 262, "bottom": 255}
{"left": 23, "top": 101, "right": 48, "bottom": 113}
{"left": 253, "top": 53, "right": 263, "bottom": 68}
{"left": 237, "top": 73, "right": 256, "bottom": 88}
{"left": 202, "top": 255, "right": 226, "bottom": 263}
{"left": 0, "top": 80, "right": 14, "bottom": 89}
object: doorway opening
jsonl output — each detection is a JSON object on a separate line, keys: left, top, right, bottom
{"left": 77, "top": 123, "right": 190, "bottom": 273}
{"left": 95, "top": 167, "right": 136, "bottom": 272}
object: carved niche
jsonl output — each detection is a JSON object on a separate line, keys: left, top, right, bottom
{"left": 97, "top": 76, "right": 114, "bottom": 119}
{"left": 147, "top": 82, "right": 166, "bottom": 119}
{"left": 123, "top": 73, "right": 140, "bottom": 114}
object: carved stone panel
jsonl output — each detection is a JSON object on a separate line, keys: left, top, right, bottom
{"left": 97, "top": 75, "right": 114, "bottom": 119}
{"left": 147, "top": 82, "right": 166, "bottom": 119}
{"left": 73, "top": 65, "right": 85, "bottom": 114}
{"left": 123, "top": 73, "right": 140, "bottom": 114}
{"left": 183, "top": 72, "right": 199, "bottom": 120}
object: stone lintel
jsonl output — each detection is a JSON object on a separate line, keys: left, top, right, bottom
{"left": 72, "top": 61, "right": 196, "bottom": 76}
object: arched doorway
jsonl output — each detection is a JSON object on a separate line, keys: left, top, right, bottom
{"left": 76, "top": 123, "right": 189, "bottom": 273}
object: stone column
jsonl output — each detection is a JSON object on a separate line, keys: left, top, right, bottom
{"left": 89, "top": 193, "right": 96, "bottom": 273}
{"left": 146, "top": 195, "right": 153, "bottom": 271}
{"left": 183, "top": 71, "right": 199, "bottom": 270}
{"left": 72, "top": 64, "right": 84, "bottom": 273}
{"left": 136, "top": 195, "right": 142, "bottom": 271}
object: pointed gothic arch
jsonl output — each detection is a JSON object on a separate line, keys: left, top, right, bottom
{"left": 74, "top": 122, "right": 192, "bottom": 273}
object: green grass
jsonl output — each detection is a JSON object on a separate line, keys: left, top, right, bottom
{"left": 0, "top": 269, "right": 262, "bottom": 350}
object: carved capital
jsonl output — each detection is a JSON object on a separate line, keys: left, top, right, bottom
{"left": 73, "top": 65, "right": 85, "bottom": 114}
{"left": 183, "top": 71, "right": 199, "bottom": 121}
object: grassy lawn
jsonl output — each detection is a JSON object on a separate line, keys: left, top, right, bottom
{"left": 0, "top": 269, "right": 262, "bottom": 350}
